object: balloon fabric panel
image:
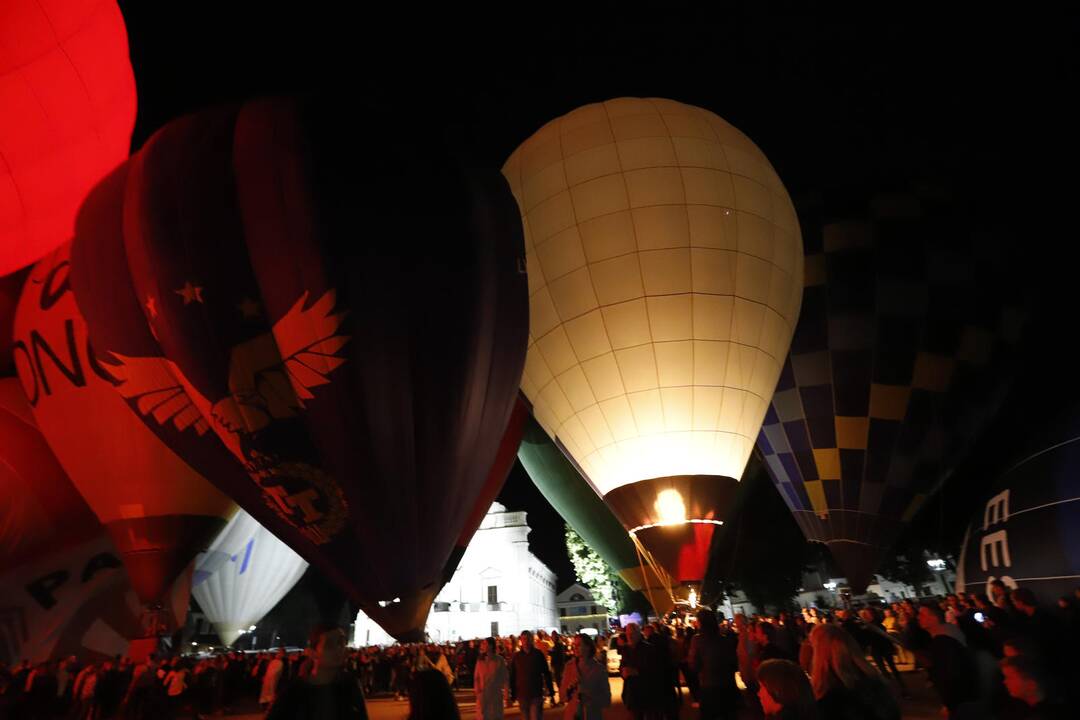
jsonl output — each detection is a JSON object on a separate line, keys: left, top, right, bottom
{"left": 0, "top": 0, "right": 136, "bottom": 275}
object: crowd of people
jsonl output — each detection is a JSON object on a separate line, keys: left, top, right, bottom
{"left": 1, "top": 584, "right": 1078, "bottom": 719}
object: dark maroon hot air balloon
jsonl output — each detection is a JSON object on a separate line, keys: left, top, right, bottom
{"left": 72, "top": 96, "right": 528, "bottom": 640}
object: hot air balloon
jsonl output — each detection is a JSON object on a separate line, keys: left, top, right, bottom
{"left": 192, "top": 510, "right": 308, "bottom": 647}
{"left": 503, "top": 98, "right": 803, "bottom": 605}
{"left": 755, "top": 187, "right": 1025, "bottom": 592}
{"left": 12, "top": 242, "right": 235, "bottom": 638}
{"left": 956, "top": 407, "right": 1080, "bottom": 603}
{"left": 1, "top": 269, "right": 29, "bottom": 375}
{"left": 0, "top": 378, "right": 187, "bottom": 664}
{"left": 0, "top": 0, "right": 136, "bottom": 276}
{"left": 517, "top": 413, "right": 672, "bottom": 614}
{"left": 70, "top": 96, "right": 528, "bottom": 641}
{"left": 441, "top": 397, "right": 529, "bottom": 585}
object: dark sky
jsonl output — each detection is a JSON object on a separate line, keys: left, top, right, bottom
{"left": 116, "top": 3, "right": 1074, "bottom": 590}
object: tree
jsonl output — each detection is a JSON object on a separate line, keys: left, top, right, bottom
{"left": 564, "top": 524, "right": 622, "bottom": 616}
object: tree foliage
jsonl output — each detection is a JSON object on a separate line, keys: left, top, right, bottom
{"left": 564, "top": 524, "right": 621, "bottom": 616}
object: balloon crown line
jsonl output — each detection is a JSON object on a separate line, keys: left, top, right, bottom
{"left": 628, "top": 518, "right": 725, "bottom": 535}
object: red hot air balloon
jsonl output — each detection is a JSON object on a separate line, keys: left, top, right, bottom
{"left": 71, "top": 97, "right": 528, "bottom": 641}
{"left": 12, "top": 241, "right": 235, "bottom": 626}
{"left": 0, "top": 0, "right": 136, "bottom": 276}
{"left": 0, "top": 378, "right": 188, "bottom": 665}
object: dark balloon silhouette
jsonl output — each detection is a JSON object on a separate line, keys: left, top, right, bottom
{"left": 756, "top": 186, "right": 1025, "bottom": 592}
{"left": 72, "top": 96, "right": 529, "bottom": 640}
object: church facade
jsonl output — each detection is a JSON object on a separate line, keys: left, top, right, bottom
{"left": 353, "top": 502, "right": 558, "bottom": 645}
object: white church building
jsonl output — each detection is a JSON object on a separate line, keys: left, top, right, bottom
{"left": 353, "top": 502, "right": 558, "bottom": 646}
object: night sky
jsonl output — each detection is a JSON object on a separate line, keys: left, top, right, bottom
{"left": 117, "top": 3, "right": 1073, "bottom": 592}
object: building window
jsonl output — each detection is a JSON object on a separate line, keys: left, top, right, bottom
{"left": 591, "top": 605, "right": 598, "bottom": 614}
{"left": 433, "top": 602, "right": 451, "bottom": 613}
{"left": 487, "top": 585, "right": 498, "bottom": 604}
{"left": 560, "top": 608, "right": 566, "bottom": 617}
{"left": 491, "top": 622, "right": 499, "bottom": 637}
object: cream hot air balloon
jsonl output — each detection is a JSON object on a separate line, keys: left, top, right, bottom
{"left": 504, "top": 98, "right": 802, "bottom": 603}
{"left": 191, "top": 510, "right": 308, "bottom": 647}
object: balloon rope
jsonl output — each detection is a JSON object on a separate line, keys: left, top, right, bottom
{"left": 630, "top": 532, "right": 675, "bottom": 614}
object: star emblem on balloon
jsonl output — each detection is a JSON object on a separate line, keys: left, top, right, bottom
{"left": 175, "top": 281, "right": 205, "bottom": 305}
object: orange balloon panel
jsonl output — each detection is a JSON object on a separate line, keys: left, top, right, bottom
{"left": 0, "top": 0, "right": 136, "bottom": 275}
{"left": 12, "top": 242, "right": 233, "bottom": 603}
{"left": 0, "top": 377, "right": 100, "bottom": 570}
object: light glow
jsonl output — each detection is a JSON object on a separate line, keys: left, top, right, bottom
{"left": 654, "top": 489, "right": 688, "bottom": 525}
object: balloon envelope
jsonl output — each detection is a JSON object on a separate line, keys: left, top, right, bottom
{"left": 71, "top": 96, "right": 528, "bottom": 640}
{"left": 755, "top": 188, "right": 1024, "bottom": 591}
{"left": 192, "top": 510, "right": 308, "bottom": 647}
{"left": 956, "top": 411, "right": 1080, "bottom": 603}
{"left": 13, "top": 242, "right": 234, "bottom": 609}
{"left": 0, "top": 378, "right": 187, "bottom": 664}
{"left": 0, "top": 0, "right": 136, "bottom": 275}
{"left": 504, "top": 98, "right": 802, "bottom": 590}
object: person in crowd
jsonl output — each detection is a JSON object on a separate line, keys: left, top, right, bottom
{"left": 1000, "top": 655, "right": 1068, "bottom": 719}
{"left": 808, "top": 623, "right": 899, "bottom": 720}
{"left": 734, "top": 613, "right": 758, "bottom": 695}
{"left": 756, "top": 658, "right": 819, "bottom": 720}
{"left": 558, "top": 633, "right": 611, "bottom": 720}
{"left": 856, "top": 607, "right": 907, "bottom": 696}
{"left": 617, "top": 622, "right": 653, "bottom": 720}
{"left": 550, "top": 631, "right": 567, "bottom": 702}
{"left": 406, "top": 669, "right": 459, "bottom": 720}
{"left": 916, "top": 602, "right": 981, "bottom": 719}
{"left": 261, "top": 648, "right": 288, "bottom": 712}
{"left": 689, "top": 608, "right": 738, "bottom": 720}
{"left": 753, "top": 621, "right": 791, "bottom": 665}
{"left": 162, "top": 658, "right": 189, "bottom": 717}
{"left": 513, "top": 630, "right": 550, "bottom": 720}
{"left": 267, "top": 625, "right": 369, "bottom": 720}
{"left": 473, "top": 637, "right": 508, "bottom": 720}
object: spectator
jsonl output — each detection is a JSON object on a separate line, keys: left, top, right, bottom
{"left": 1000, "top": 655, "right": 1067, "bottom": 719}
{"left": 474, "top": 637, "right": 508, "bottom": 720}
{"left": 512, "top": 630, "right": 550, "bottom": 720}
{"left": 267, "top": 625, "right": 369, "bottom": 720}
{"left": 757, "top": 658, "right": 819, "bottom": 720}
{"left": 808, "top": 624, "right": 899, "bottom": 720}
{"left": 559, "top": 633, "right": 611, "bottom": 720}
{"left": 406, "top": 669, "right": 459, "bottom": 720}
{"left": 689, "top": 609, "right": 738, "bottom": 719}
{"left": 917, "top": 602, "right": 980, "bottom": 719}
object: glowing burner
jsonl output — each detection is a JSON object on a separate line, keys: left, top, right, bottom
{"left": 654, "top": 489, "right": 688, "bottom": 526}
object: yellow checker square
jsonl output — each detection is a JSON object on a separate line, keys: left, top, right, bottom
{"left": 804, "top": 480, "right": 828, "bottom": 515}
{"left": 812, "top": 448, "right": 842, "bottom": 480}
{"left": 869, "top": 384, "right": 910, "bottom": 420}
{"left": 834, "top": 416, "right": 870, "bottom": 449}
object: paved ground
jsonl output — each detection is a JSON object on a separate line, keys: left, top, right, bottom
{"left": 231, "top": 670, "right": 944, "bottom": 719}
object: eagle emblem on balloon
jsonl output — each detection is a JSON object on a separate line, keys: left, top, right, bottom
{"left": 106, "top": 290, "right": 350, "bottom": 546}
